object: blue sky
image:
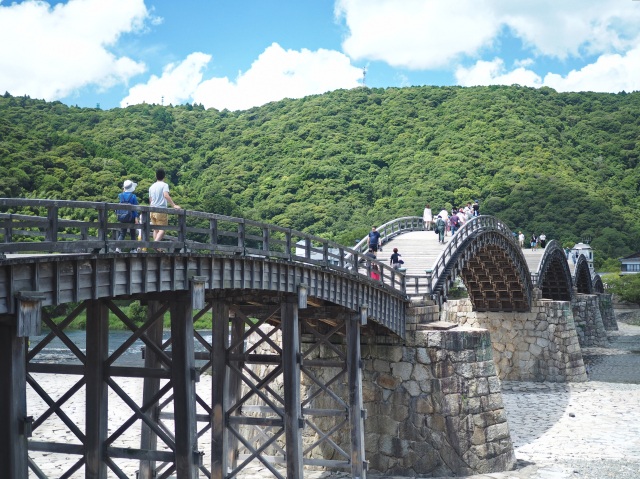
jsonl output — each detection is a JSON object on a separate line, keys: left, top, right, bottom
{"left": 1, "top": 0, "right": 640, "bottom": 111}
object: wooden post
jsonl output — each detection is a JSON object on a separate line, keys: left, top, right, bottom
{"left": 15, "top": 291, "right": 44, "bottom": 337}
{"left": 138, "top": 301, "right": 164, "bottom": 479}
{"left": 347, "top": 307, "right": 367, "bottom": 479}
{"left": 0, "top": 320, "right": 29, "bottom": 478}
{"left": 170, "top": 292, "right": 199, "bottom": 479}
{"left": 190, "top": 276, "right": 208, "bottom": 311}
{"left": 211, "top": 300, "right": 230, "bottom": 479}
{"left": 298, "top": 284, "right": 308, "bottom": 309}
{"left": 282, "top": 297, "right": 303, "bottom": 478}
{"left": 85, "top": 299, "right": 109, "bottom": 479}
{"left": 226, "top": 311, "right": 245, "bottom": 471}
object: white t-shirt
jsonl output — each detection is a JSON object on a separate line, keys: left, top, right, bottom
{"left": 149, "top": 181, "right": 169, "bottom": 208}
{"left": 423, "top": 208, "right": 432, "bottom": 222}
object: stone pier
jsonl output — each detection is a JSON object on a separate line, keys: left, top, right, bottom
{"left": 572, "top": 294, "right": 608, "bottom": 346}
{"left": 441, "top": 298, "right": 587, "bottom": 382}
{"left": 359, "top": 326, "right": 517, "bottom": 476}
{"left": 598, "top": 293, "right": 618, "bottom": 331}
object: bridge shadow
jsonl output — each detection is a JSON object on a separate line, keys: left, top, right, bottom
{"left": 581, "top": 323, "right": 640, "bottom": 385}
{"left": 502, "top": 323, "right": 640, "bottom": 449}
{"left": 500, "top": 381, "right": 571, "bottom": 448}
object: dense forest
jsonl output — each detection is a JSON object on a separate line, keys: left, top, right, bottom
{"left": 1, "top": 86, "right": 639, "bottom": 265}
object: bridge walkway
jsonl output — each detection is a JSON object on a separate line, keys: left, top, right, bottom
{"left": 383, "top": 230, "right": 553, "bottom": 283}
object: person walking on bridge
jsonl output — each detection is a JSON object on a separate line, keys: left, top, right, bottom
{"left": 539, "top": 232, "right": 547, "bottom": 248}
{"left": 367, "top": 226, "right": 381, "bottom": 253}
{"left": 390, "top": 248, "right": 404, "bottom": 269}
{"left": 449, "top": 211, "right": 460, "bottom": 235}
{"left": 435, "top": 215, "right": 446, "bottom": 244}
{"left": 423, "top": 204, "right": 433, "bottom": 230}
{"left": 149, "top": 168, "right": 180, "bottom": 244}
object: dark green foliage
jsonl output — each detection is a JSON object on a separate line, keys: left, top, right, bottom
{"left": 128, "top": 301, "right": 148, "bottom": 324}
{"left": 1, "top": 86, "right": 640, "bottom": 260}
{"left": 605, "top": 274, "right": 640, "bottom": 305}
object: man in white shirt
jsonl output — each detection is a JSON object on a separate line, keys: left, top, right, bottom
{"left": 539, "top": 233, "right": 547, "bottom": 248}
{"left": 149, "top": 169, "right": 180, "bottom": 242}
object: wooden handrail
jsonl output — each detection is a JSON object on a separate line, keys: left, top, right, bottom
{"left": 0, "top": 198, "right": 408, "bottom": 295}
{"left": 0, "top": 199, "right": 533, "bottom": 303}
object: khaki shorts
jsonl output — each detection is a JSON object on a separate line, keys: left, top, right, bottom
{"left": 150, "top": 212, "right": 168, "bottom": 226}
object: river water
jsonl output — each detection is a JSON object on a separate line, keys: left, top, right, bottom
{"left": 28, "top": 329, "right": 213, "bottom": 367}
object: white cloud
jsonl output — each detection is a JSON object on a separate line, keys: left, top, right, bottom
{"left": 120, "top": 52, "right": 212, "bottom": 107}
{"left": 455, "top": 59, "right": 542, "bottom": 88}
{"left": 336, "top": 0, "right": 640, "bottom": 68}
{"left": 335, "top": 0, "right": 500, "bottom": 69}
{"left": 193, "top": 43, "right": 363, "bottom": 111}
{"left": 543, "top": 47, "right": 640, "bottom": 93}
{"left": 455, "top": 46, "right": 640, "bottom": 93}
{"left": 499, "top": 0, "right": 640, "bottom": 59}
{"left": 0, "top": 0, "right": 150, "bottom": 100}
{"left": 121, "top": 43, "right": 363, "bottom": 111}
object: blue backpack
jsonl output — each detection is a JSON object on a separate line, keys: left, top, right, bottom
{"left": 116, "top": 192, "right": 135, "bottom": 223}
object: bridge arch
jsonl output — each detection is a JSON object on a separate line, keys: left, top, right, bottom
{"left": 429, "top": 218, "right": 533, "bottom": 312}
{"left": 574, "top": 254, "right": 593, "bottom": 294}
{"left": 536, "top": 240, "right": 573, "bottom": 301}
{"left": 592, "top": 274, "right": 605, "bottom": 294}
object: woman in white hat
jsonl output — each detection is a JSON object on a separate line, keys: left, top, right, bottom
{"left": 115, "top": 180, "right": 140, "bottom": 252}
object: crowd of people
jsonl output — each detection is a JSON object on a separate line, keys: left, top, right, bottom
{"left": 422, "top": 200, "right": 480, "bottom": 244}
{"left": 424, "top": 201, "right": 552, "bottom": 252}
{"left": 517, "top": 231, "right": 547, "bottom": 249}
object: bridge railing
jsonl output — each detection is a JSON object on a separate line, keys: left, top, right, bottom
{"left": 0, "top": 198, "right": 408, "bottom": 296}
{"left": 404, "top": 215, "right": 517, "bottom": 298}
{"left": 352, "top": 216, "right": 424, "bottom": 254}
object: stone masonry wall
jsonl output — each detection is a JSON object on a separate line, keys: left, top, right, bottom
{"left": 359, "top": 326, "right": 516, "bottom": 476}
{"left": 442, "top": 298, "right": 587, "bottom": 382}
{"left": 572, "top": 294, "right": 608, "bottom": 347}
{"left": 598, "top": 293, "right": 618, "bottom": 331}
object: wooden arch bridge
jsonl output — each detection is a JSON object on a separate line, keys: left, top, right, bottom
{"left": 0, "top": 199, "right": 601, "bottom": 478}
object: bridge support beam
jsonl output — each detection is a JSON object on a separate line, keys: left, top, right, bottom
{"left": 138, "top": 300, "right": 165, "bottom": 479}
{"left": 170, "top": 292, "right": 200, "bottom": 479}
{"left": 347, "top": 309, "right": 366, "bottom": 479}
{"left": 282, "top": 297, "right": 304, "bottom": 478}
{"left": 0, "top": 320, "right": 29, "bottom": 479}
{"left": 211, "top": 300, "right": 230, "bottom": 479}
{"left": 85, "top": 299, "right": 109, "bottom": 479}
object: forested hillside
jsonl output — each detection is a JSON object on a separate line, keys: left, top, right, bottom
{"left": 1, "top": 86, "right": 639, "bottom": 263}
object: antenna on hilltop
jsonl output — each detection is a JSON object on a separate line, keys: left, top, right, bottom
{"left": 362, "top": 67, "right": 367, "bottom": 87}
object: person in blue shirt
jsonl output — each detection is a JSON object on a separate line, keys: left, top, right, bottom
{"left": 367, "top": 226, "right": 381, "bottom": 253}
{"left": 115, "top": 179, "right": 139, "bottom": 252}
